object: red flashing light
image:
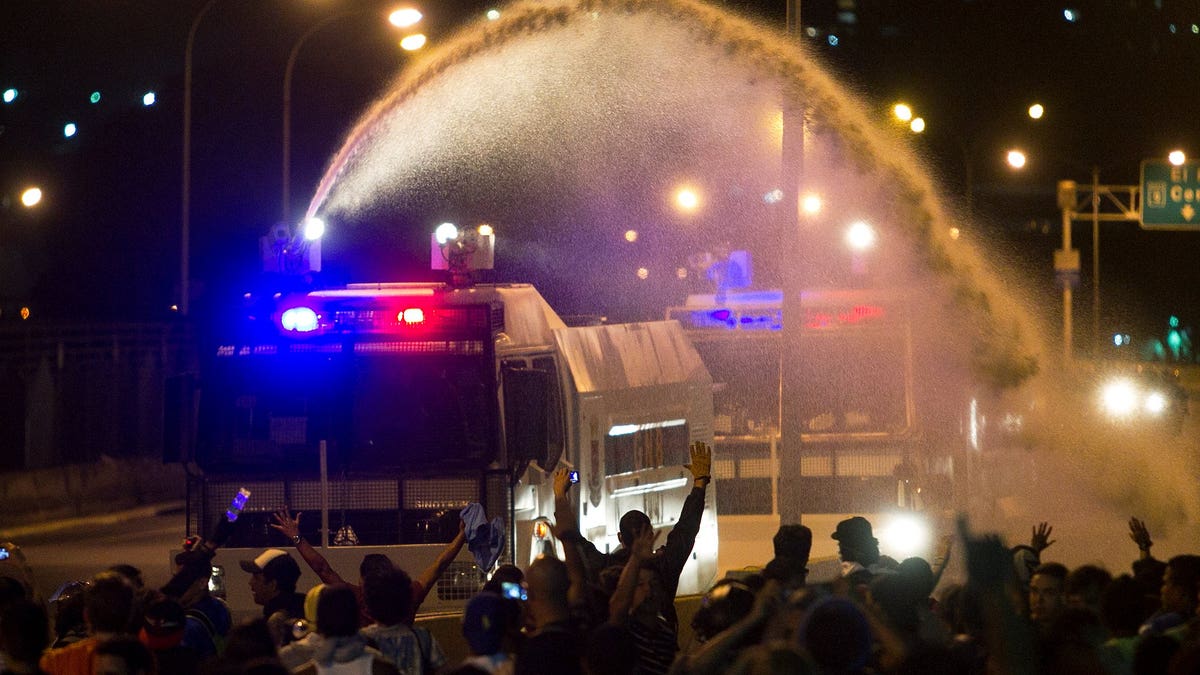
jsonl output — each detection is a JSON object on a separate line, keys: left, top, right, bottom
{"left": 803, "top": 304, "right": 886, "bottom": 330}
{"left": 400, "top": 307, "right": 425, "bottom": 325}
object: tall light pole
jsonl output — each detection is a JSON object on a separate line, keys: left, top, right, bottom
{"left": 181, "top": 0, "right": 223, "bottom": 316}
{"left": 282, "top": 6, "right": 422, "bottom": 224}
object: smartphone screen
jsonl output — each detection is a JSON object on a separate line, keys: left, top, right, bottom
{"left": 501, "top": 581, "right": 527, "bottom": 601}
{"left": 568, "top": 470, "right": 579, "bottom": 484}
{"left": 0, "top": 548, "right": 8, "bottom": 561}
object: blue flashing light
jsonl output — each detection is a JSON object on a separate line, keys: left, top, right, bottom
{"left": 280, "top": 306, "right": 319, "bottom": 333}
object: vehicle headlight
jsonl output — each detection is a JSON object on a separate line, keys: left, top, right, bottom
{"left": 878, "top": 512, "right": 931, "bottom": 560}
{"left": 1144, "top": 391, "right": 1168, "bottom": 416}
{"left": 1100, "top": 379, "right": 1139, "bottom": 417}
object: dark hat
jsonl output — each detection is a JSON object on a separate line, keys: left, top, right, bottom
{"left": 831, "top": 517, "right": 874, "bottom": 543}
{"left": 462, "top": 592, "right": 509, "bottom": 656}
{"left": 239, "top": 549, "right": 301, "bottom": 589}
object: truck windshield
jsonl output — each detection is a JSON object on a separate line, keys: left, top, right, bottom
{"left": 197, "top": 351, "right": 495, "bottom": 472}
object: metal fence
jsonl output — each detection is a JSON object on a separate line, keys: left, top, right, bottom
{"left": 0, "top": 322, "right": 194, "bottom": 471}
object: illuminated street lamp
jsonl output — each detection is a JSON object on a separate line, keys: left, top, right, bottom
{"left": 673, "top": 186, "right": 701, "bottom": 213}
{"left": 845, "top": 220, "right": 876, "bottom": 251}
{"left": 800, "top": 192, "right": 822, "bottom": 217}
{"left": 909, "top": 117, "right": 925, "bottom": 134}
{"left": 1028, "top": 103, "right": 1045, "bottom": 120}
{"left": 20, "top": 186, "right": 42, "bottom": 208}
{"left": 892, "top": 103, "right": 913, "bottom": 122}
{"left": 1169, "top": 149, "right": 1187, "bottom": 166}
{"left": 1006, "top": 149, "right": 1027, "bottom": 169}
{"left": 283, "top": 6, "right": 419, "bottom": 222}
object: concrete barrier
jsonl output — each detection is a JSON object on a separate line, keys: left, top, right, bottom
{"left": 0, "top": 458, "right": 184, "bottom": 532}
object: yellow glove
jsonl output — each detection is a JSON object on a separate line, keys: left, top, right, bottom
{"left": 686, "top": 441, "right": 712, "bottom": 480}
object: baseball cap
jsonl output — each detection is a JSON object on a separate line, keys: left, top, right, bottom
{"left": 462, "top": 592, "right": 509, "bottom": 656}
{"left": 239, "top": 549, "right": 301, "bottom": 588}
{"left": 831, "top": 516, "right": 874, "bottom": 543}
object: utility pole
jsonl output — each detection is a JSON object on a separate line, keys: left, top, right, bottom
{"left": 778, "top": 0, "right": 807, "bottom": 524}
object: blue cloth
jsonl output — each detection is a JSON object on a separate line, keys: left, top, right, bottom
{"left": 461, "top": 503, "right": 505, "bottom": 572}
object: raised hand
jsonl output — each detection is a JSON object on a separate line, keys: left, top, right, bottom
{"left": 270, "top": 508, "right": 302, "bottom": 540}
{"left": 1030, "top": 522, "right": 1055, "bottom": 555}
{"left": 685, "top": 441, "right": 712, "bottom": 480}
{"left": 630, "top": 524, "right": 657, "bottom": 561}
{"left": 553, "top": 467, "right": 574, "bottom": 499}
{"left": 1129, "top": 517, "right": 1153, "bottom": 552}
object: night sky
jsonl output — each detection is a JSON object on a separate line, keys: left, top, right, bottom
{"left": 2, "top": 0, "right": 1198, "bottom": 352}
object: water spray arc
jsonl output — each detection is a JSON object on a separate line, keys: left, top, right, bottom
{"left": 304, "top": 0, "right": 1039, "bottom": 390}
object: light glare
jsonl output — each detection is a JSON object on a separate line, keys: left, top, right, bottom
{"left": 624, "top": 230, "right": 638, "bottom": 242}
{"left": 1006, "top": 149, "right": 1027, "bottom": 169}
{"left": 636, "top": 267, "right": 649, "bottom": 280}
{"left": 892, "top": 103, "right": 913, "bottom": 122}
{"left": 1169, "top": 150, "right": 1187, "bottom": 166}
{"left": 909, "top": 117, "right": 925, "bottom": 133}
{"left": 435, "top": 222, "right": 459, "bottom": 244}
{"left": 388, "top": 8, "right": 422, "bottom": 27}
{"left": 674, "top": 187, "right": 700, "bottom": 212}
{"left": 477, "top": 223, "right": 494, "bottom": 236}
{"left": 142, "top": 91, "right": 156, "bottom": 106}
{"left": 1101, "top": 379, "right": 1138, "bottom": 417}
{"left": 1028, "top": 103, "right": 1044, "bottom": 119}
{"left": 401, "top": 307, "right": 425, "bottom": 325}
{"left": 878, "top": 513, "right": 930, "bottom": 560}
{"left": 801, "top": 193, "right": 822, "bottom": 216}
{"left": 63, "top": 123, "right": 77, "bottom": 138}
{"left": 2, "top": 88, "right": 16, "bottom": 104}
{"left": 400, "top": 34, "right": 426, "bottom": 51}
{"left": 486, "top": 9, "right": 501, "bottom": 20}
{"left": 845, "top": 221, "right": 876, "bottom": 250}
{"left": 20, "top": 187, "right": 42, "bottom": 207}
{"left": 280, "top": 307, "right": 319, "bottom": 333}
{"left": 303, "top": 217, "right": 326, "bottom": 241}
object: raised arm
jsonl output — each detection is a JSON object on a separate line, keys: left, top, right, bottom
{"left": 551, "top": 467, "right": 588, "bottom": 606}
{"left": 1129, "top": 517, "right": 1155, "bottom": 562}
{"left": 659, "top": 442, "right": 712, "bottom": 582}
{"left": 411, "top": 519, "right": 468, "bottom": 611}
{"left": 270, "top": 509, "right": 347, "bottom": 585}
{"left": 608, "top": 526, "right": 655, "bottom": 625}
{"left": 1030, "top": 522, "right": 1055, "bottom": 557}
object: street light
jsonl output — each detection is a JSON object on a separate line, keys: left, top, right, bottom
{"left": 282, "top": 6, "right": 419, "bottom": 223}
{"left": 180, "top": 0, "right": 223, "bottom": 317}
{"left": 20, "top": 187, "right": 42, "bottom": 208}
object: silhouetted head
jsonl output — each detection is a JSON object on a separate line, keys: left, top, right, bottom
{"left": 619, "top": 510, "right": 652, "bottom": 546}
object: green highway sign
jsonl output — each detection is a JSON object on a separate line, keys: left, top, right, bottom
{"left": 1141, "top": 160, "right": 1200, "bottom": 230}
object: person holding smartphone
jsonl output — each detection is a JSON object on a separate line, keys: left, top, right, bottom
{"left": 557, "top": 442, "right": 713, "bottom": 644}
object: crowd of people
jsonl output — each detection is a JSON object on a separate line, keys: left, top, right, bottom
{"left": 3, "top": 441, "right": 1200, "bottom": 674}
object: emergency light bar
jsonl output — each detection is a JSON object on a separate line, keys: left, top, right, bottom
{"left": 273, "top": 296, "right": 494, "bottom": 339}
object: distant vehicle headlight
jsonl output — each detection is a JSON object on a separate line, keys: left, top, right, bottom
{"left": 1144, "top": 391, "right": 1168, "bottom": 416}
